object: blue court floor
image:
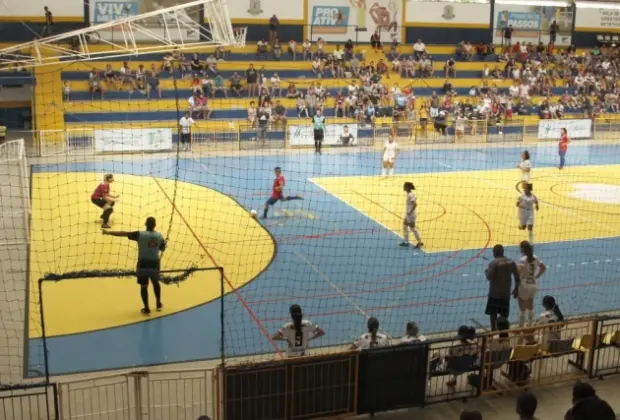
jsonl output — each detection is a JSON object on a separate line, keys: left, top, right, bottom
{"left": 28, "top": 141, "right": 620, "bottom": 375}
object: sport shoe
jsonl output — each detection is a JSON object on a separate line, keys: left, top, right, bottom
{"left": 399, "top": 242, "right": 409, "bottom": 247}
{"left": 102, "top": 223, "right": 111, "bottom": 229}
{"left": 141, "top": 308, "right": 151, "bottom": 315}
{"left": 415, "top": 242, "right": 424, "bottom": 249}
{"left": 156, "top": 303, "right": 163, "bottom": 312}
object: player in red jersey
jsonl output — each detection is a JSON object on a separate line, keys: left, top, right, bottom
{"left": 558, "top": 127, "right": 570, "bottom": 170}
{"left": 91, "top": 174, "right": 119, "bottom": 228}
{"left": 263, "top": 167, "right": 303, "bottom": 219}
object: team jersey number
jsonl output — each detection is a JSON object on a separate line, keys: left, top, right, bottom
{"left": 524, "top": 263, "right": 536, "bottom": 284}
{"left": 148, "top": 239, "right": 160, "bottom": 248}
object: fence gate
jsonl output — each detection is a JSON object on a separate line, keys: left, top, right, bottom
{"left": 0, "top": 383, "right": 58, "bottom": 420}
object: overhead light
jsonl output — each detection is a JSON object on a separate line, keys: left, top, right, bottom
{"left": 495, "top": 0, "right": 570, "bottom": 6}
{"left": 576, "top": 1, "right": 620, "bottom": 9}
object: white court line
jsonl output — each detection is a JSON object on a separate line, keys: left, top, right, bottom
{"left": 292, "top": 248, "right": 369, "bottom": 318}
{"left": 192, "top": 156, "right": 236, "bottom": 197}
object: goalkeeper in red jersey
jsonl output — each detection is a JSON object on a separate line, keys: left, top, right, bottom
{"left": 91, "top": 174, "right": 119, "bottom": 228}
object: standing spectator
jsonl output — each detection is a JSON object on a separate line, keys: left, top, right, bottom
{"left": 503, "top": 24, "right": 514, "bottom": 48}
{"left": 351, "top": 317, "right": 390, "bottom": 350}
{"left": 549, "top": 20, "right": 558, "bottom": 45}
{"left": 178, "top": 111, "right": 195, "bottom": 151}
{"left": 445, "top": 57, "right": 456, "bottom": 78}
{"left": 370, "top": 31, "right": 381, "bottom": 51}
{"left": 272, "top": 304, "right": 324, "bottom": 357}
{"left": 269, "top": 15, "right": 280, "bottom": 45}
{"left": 246, "top": 64, "right": 258, "bottom": 97}
{"left": 564, "top": 383, "right": 615, "bottom": 420}
{"left": 558, "top": 127, "right": 570, "bottom": 170}
{"left": 41, "top": 6, "right": 53, "bottom": 37}
{"left": 485, "top": 244, "right": 520, "bottom": 330}
{"left": 398, "top": 322, "right": 426, "bottom": 344}
{"left": 516, "top": 392, "right": 538, "bottom": 420}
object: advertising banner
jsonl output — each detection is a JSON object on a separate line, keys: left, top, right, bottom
{"left": 575, "top": 8, "right": 620, "bottom": 32}
{"left": 230, "top": 0, "right": 304, "bottom": 20}
{"left": 95, "top": 129, "right": 173, "bottom": 152}
{"left": 288, "top": 124, "right": 359, "bottom": 147}
{"left": 308, "top": 0, "right": 402, "bottom": 43}
{"left": 538, "top": 119, "right": 592, "bottom": 140}
{"left": 404, "top": 1, "right": 491, "bottom": 27}
{"left": 493, "top": 5, "right": 573, "bottom": 46}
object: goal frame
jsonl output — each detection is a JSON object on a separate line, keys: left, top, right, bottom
{"left": 0, "top": 139, "right": 31, "bottom": 245}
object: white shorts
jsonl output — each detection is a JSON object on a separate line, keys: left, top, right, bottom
{"left": 383, "top": 154, "right": 395, "bottom": 163}
{"left": 404, "top": 215, "right": 416, "bottom": 225}
{"left": 519, "top": 210, "right": 534, "bottom": 226}
{"left": 521, "top": 174, "right": 531, "bottom": 183}
{"left": 518, "top": 283, "right": 537, "bottom": 301}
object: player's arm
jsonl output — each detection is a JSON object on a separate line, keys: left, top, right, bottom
{"left": 485, "top": 260, "right": 496, "bottom": 282}
{"left": 534, "top": 195, "right": 539, "bottom": 210}
{"left": 535, "top": 260, "right": 546, "bottom": 279}
{"left": 309, "top": 324, "right": 325, "bottom": 341}
{"left": 272, "top": 328, "right": 285, "bottom": 341}
{"left": 511, "top": 261, "right": 521, "bottom": 298}
{"left": 516, "top": 197, "right": 522, "bottom": 208}
{"left": 102, "top": 230, "right": 137, "bottom": 238}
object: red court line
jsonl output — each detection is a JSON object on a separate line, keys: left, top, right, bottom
{"left": 151, "top": 176, "right": 282, "bottom": 358}
{"left": 261, "top": 278, "right": 620, "bottom": 323}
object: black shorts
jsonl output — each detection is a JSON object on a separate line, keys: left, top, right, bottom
{"left": 137, "top": 260, "right": 161, "bottom": 285}
{"left": 91, "top": 198, "right": 106, "bottom": 208}
{"left": 314, "top": 129, "right": 324, "bottom": 141}
{"left": 485, "top": 297, "right": 510, "bottom": 317}
{"left": 266, "top": 196, "right": 280, "bottom": 206}
{"left": 180, "top": 133, "right": 191, "bottom": 144}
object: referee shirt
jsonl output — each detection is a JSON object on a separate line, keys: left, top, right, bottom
{"left": 179, "top": 116, "right": 194, "bottom": 134}
{"left": 312, "top": 115, "right": 326, "bottom": 130}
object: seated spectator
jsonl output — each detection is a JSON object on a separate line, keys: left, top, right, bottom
{"left": 196, "top": 92, "right": 212, "bottom": 119}
{"left": 444, "top": 57, "right": 456, "bottom": 78}
{"left": 103, "top": 64, "right": 117, "bottom": 90}
{"left": 333, "top": 44, "right": 344, "bottom": 63}
{"left": 214, "top": 46, "right": 226, "bottom": 61}
{"left": 413, "top": 39, "right": 426, "bottom": 59}
{"left": 302, "top": 39, "right": 312, "bottom": 61}
{"left": 296, "top": 93, "right": 309, "bottom": 117}
{"left": 213, "top": 74, "right": 227, "bottom": 98}
{"left": 119, "top": 61, "right": 136, "bottom": 90}
{"left": 256, "top": 39, "right": 268, "bottom": 59}
{"left": 476, "top": 40, "right": 489, "bottom": 58}
{"left": 344, "top": 39, "right": 354, "bottom": 59}
{"left": 376, "top": 59, "right": 389, "bottom": 78}
{"left": 334, "top": 90, "right": 345, "bottom": 117}
{"left": 285, "top": 83, "right": 298, "bottom": 98}
{"left": 88, "top": 70, "right": 104, "bottom": 99}
{"left": 179, "top": 54, "right": 191, "bottom": 77}
{"left": 419, "top": 54, "right": 433, "bottom": 77}
{"left": 398, "top": 321, "right": 426, "bottom": 344}
{"left": 146, "top": 69, "right": 163, "bottom": 99}
{"left": 565, "top": 383, "right": 615, "bottom": 420}
{"left": 192, "top": 75, "right": 204, "bottom": 95}
{"left": 273, "top": 39, "right": 282, "bottom": 60}
{"left": 370, "top": 31, "right": 381, "bottom": 51}
{"left": 460, "top": 411, "right": 482, "bottom": 420}
{"left": 315, "top": 37, "right": 326, "bottom": 60}
{"left": 537, "top": 295, "right": 564, "bottom": 343}
{"left": 272, "top": 100, "right": 287, "bottom": 127}
{"left": 455, "top": 41, "right": 466, "bottom": 61}
{"left": 190, "top": 53, "right": 203, "bottom": 72}
{"left": 229, "top": 72, "right": 243, "bottom": 96}
{"left": 288, "top": 39, "right": 298, "bottom": 60}
{"left": 351, "top": 317, "right": 390, "bottom": 350}
{"left": 440, "top": 325, "right": 477, "bottom": 386}
{"left": 442, "top": 79, "right": 454, "bottom": 96}
{"left": 247, "top": 101, "right": 257, "bottom": 127}
{"left": 349, "top": 55, "right": 361, "bottom": 77}
{"left": 270, "top": 73, "right": 281, "bottom": 97}
{"left": 62, "top": 81, "right": 71, "bottom": 101}
{"left": 204, "top": 54, "right": 217, "bottom": 74}
{"left": 272, "top": 304, "right": 324, "bottom": 358}
{"left": 463, "top": 41, "right": 474, "bottom": 61}
{"left": 516, "top": 391, "right": 538, "bottom": 420}
{"left": 258, "top": 87, "right": 271, "bottom": 108}
{"left": 311, "top": 57, "right": 323, "bottom": 78}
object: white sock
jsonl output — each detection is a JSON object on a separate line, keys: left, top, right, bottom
{"left": 519, "top": 311, "right": 526, "bottom": 328}
{"left": 389, "top": 168, "right": 394, "bottom": 176}
{"left": 412, "top": 228, "right": 422, "bottom": 244}
{"left": 527, "top": 310, "right": 535, "bottom": 326}
{"left": 402, "top": 226, "right": 409, "bottom": 243}
{"left": 528, "top": 230, "right": 534, "bottom": 244}
{"left": 382, "top": 167, "right": 386, "bottom": 176}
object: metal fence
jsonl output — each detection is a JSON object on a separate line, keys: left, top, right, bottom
{"left": 0, "top": 383, "right": 58, "bottom": 420}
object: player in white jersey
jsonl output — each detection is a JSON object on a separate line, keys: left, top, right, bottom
{"left": 538, "top": 295, "right": 564, "bottom": 344}
{"left": 351, "top": 317, "right": 391, "bottom": 350}
{"left": 517, "top": 241, "right": 546, "bottom": 327}
{"left": 382, "top": 135, "right": 398, "bottom": 176}
{"left": 400, "top": 182, "right": 423, "bottom": 248}
{"left": 516, "top": 150, "right": 532, "bottom": 186}
{"left": 272, "top": 304, "right": 325, "bottom": 357}
{"left": 517, "top": 183, "right": 539, "bottom": 244}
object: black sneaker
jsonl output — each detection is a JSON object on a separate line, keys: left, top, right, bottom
{"left": 141, "top": 308, "right": 151, "bottom": 315}
{"left": 102, "top": 223, "right": 111, "bottom": 229}
{"left": 156, "top": 303, "right": 163, "bottom": 312}
{"left": 399, "top": 242, "right": 409, "bottom": 247}
{"left": 415, "top": 242, "right": 424, "bottom": 249}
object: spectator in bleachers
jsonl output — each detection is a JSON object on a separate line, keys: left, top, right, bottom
{"left": 269, "top": 14, "right": 279, "bottom": 46}
{"left": 288, "top": 39, "right": 298, "bottom": 60}
{"left": 370, "top": 31, "right": 382, "bottom": 52}
{"left": 136, "top": 64, "right": 146, "bottom": 83}
{"left": 345, "top": 92, "right": 357, "bottom": 117}
{"left": 273, "top": 39, "right": 282, "bottom": 60}
{"left": 88, "top": 70, "right": 105, "bottom": 99}
{"left": 214, "top": 47, "right": 226, "bottom": 61}
{"left": 272, "top": 304, "right": 324, "bottom": 357}
{"left": 270, "top": 73, "right": 281, "bottom": 97}
{"left": 296, "top": 94, "right": 309, "bottom": 117}
{"left": 258, "top": 87, "right": 271, "bottom": 109}
{"left": 302, "top": 39, "right": 312, "bottom": 61}
{"left": 190, "top": 54, "right": 202, "bottom": 72}
{"left": 398, "top": 321, "right": 426, "bottom": 344}
{"left": 119, "top": 61, "right": 136, "bottom": 91}
{"left": 179, "top": 54, "right": 191, "bottom": 77}
{"left": 62, "top": 81, "right": 71, "bottom": 101}
{"left": 229, "top": 72, "right": 242, "bottom": 97}
{"left": 537, "top": 295, "right": 564, "bottom": 343}
{"left": 516, "top": 391, "right": 538, "bottom": 420}
{"left": 103, "top": 64, "right": 117, "bottom": 90}
{"left": 444, "top": 57, "right": 456, "bottom": 78}
{"left": 344, "top": 39, "right": 354, "bottom": 60}
{"left": 246, "top": 64, "right": 258, "bottom": 97}
{"left": 351, "top": 317, "right": 390, "bottom": 350}
{"left": 256, "top": 39, "right": 268, "bottom": 59}
{"left": 435, "top": 325, "right": 477, "bottom": 387}
{"left": 285, "top": 83, "right": 298, "bottom": 98}
{"left": 565, "top": 383, "right": 615, "bottom": 420}
{"left": 311, "top": 57, "right": 323, "bottom": 78}
{"left": 213, "top": 74, "right": 227, "bottom": 98}
{"left": 334, "top": 90, "right": 345, "bottom": 117}
{"left": 401, "top": 57, "right": 414, "bottom": 78}
{"left": 247, "top": 101, "right": 257, "bottom": 128}
{"left": 192, "top": 75, "right": 204, "bottom": 95}
{"left": 205, "top": 54, "right": 217, "bottom": 74}
{"left": 376, "top": 59, "right": 389, "bottom": 79}
{"left": 349, "top": 54, "right": 361, "bottom": 77}
{"left": 503, "top": 24, "right": 514, "bottom": 48}
{"left": 460, "top": 411, "right": 482, "bottom": 420}
{"left": 305, "top": 91, "right": 317, "bottom": 116}
{"left": 419, "top": 54, "right": 433, "bottom": 77}
{"left": 272, "top": 100, "right": 287, "bottom": 128}
{"left": 316, "top": 38, "right": 326, "bottom": 60}
{"left": 413, "top": 39, "right": 426, "bottom": 60}
{"left": 146, "top": 69, "right": 163, "bottom": 99}
{"left": 476, "top": 40, "right": 489, "bottom": 58}
{"left": 390, "top": 51, "right": 402, "bottom": 75}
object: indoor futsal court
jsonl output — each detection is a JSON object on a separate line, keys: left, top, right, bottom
{"left": 27, "top": 141, "right": 620, "bottom": 376}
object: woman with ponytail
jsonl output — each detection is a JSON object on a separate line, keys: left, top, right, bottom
{"left": 517, "top": 240, "right": 546, "bottom": 328}
{"left": 351, "top": 317, "right": 390, "bottom": 350}
{"left": 538, "top": 295, "right": 564, "bottom": 342}
{"left": 272, "top": 304, "right": 325, "bottom": 357}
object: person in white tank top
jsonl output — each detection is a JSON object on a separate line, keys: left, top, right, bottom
{"left": 272, "top": 304, "right": 325, "bottom": 357}
{"left": 517, "top": 150, "right": 532, "bottom": 184}
{"left": 517, "top": 183, "right": 539, "bottom": 244}
{"left": 382, "top": 136, "right": 398, "bottom": 176}
{"left": 517, "top": 241, "right": 546, "bottom": 327}
{"left": 400, "top": 182, "right": 423, "bottom": 248}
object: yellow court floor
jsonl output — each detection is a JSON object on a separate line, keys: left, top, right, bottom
{"left": 29, "top": 172, "right": 274, "bottom": 338}
{"left": 312, "top": 165, "right": 620, "bottom": 253}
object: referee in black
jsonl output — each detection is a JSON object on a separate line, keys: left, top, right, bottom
{"left": 312, "top": 109, "right": 326, "bottom": 154}
{"left": 103, "top": 217, "right": 167, "bottom": 315}
{"left": 485, "top": 244, "right": 520, "bottom": 330}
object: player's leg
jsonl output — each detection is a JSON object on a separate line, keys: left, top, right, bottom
{"left": 526, "top": 295, "right": 535, "bottom": 326}
{"left": 263, "top": 197, "right": 278, "bottom": 218}
{"left": 284, "top": 195, "right": 304, "bottom": 200}
{"left": 527, "top": 224, "right": 534, "bottom": 244}
{"left": 389, "top": 160, "right": 395, "bottom": 176}
{"left": 314, "top": 130, "right": 320, "bottom": 153}
{"left": 558, "top": 150, "right": 565, "bottom": 169}
{"left": 382, "top": 159, "right": 388, "bottom": 176}
{"left": 137, "top": 276, "right": 150, "bottom": 314}
{"left": 518, "top": 295, "right": 526, "bottom": 327}
{"left": 151, "top": 275, "right": 163, "bottom": 311}
{"left": 410, "top": 220, "right": 423, "bottom": 247}
{"left": 400, "top": 219, "right": 410, "bottom": 246}
{"left": 486, "top": 298, "right": 498, "bottom": 331}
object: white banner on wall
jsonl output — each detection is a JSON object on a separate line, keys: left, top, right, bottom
{"left": 228, "top": 0, "right": 304, "bottom": 20}
{"left": 538, "top": 119, "right": 592, "bottom": 140}
{"left": 288, "top": 124, "right": 359, "bottom": 146}
{"left": 2, "top": 0, "right": 83, "bottom": 17}
{"left": 307, "top": 0, "right": 402, "bottom": 43}
{"left": 575, "top": 8, "right": 620, "bottom": 31}
{"left": 404, "top": 1, "right": 490, "bottom": 26}
{"left": 493, "top": 5, "right": 573, "bottom": 46}
{"left": 95, "top": 129, "right": 173, "bottom": 152}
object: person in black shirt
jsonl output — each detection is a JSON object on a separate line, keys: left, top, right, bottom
{"left": 344, "top": 39, "right": 354, "bottom": 59}
{"left": 246, "top": 64, "right": 258, "bottom": 97}
{"left": 503, "top": 25, "right": 514, "bottom": 47}
{"left": 42, "top": 6, "right": 53, "bottom": 37}
{"left": 485, "top": 244, "right": 520, "bottom": 330}
{"left": 549, "top": 20, "right": 558, "bottom": 45}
